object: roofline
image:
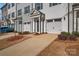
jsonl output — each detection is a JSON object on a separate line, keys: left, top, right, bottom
{"left": 0, "top": 3, "right": 7, "bottom": 10}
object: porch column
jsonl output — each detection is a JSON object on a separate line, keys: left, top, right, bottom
{"left": 41, "top": 20, "right": 43, "bottom": 33}
{"left": 43, "top": 20, "right": 44, "bottom": 33}
{"left": 72, "top": 7, "right": 74, "bottom": 32}
{"left": 39, "top": 16, "right": 41, "bottom": 33}
{"left": 78, "top": 18, "right": 79, "bottom": 32}
{"left": 41, "top": 20, "right": 44, "bottom": 33}
{"left": 31, "top": 18, "right": 33, "bottom": 33}
{"left": 74, "top": 11, "right": 77, "bottom": 32}
{"left": 33, "top": 18, "right": 34, "bottom": 33}
{"left": 34, "top": 19, "right": 36, "bottom": 33}
{"left": 45, "top": 19, "right": 47, "bottom": 33}
{"left": 36, "top": 20, "right": 37, "bottom": 32}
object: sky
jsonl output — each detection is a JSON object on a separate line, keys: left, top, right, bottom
{"left": 0, "top": 3, "right": 4, "bottom": 9}
{"left": 0, "top": 3, "right": 4, "bottom": 20}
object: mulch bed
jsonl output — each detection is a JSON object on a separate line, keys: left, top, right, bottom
{"left": 0, "top": 35, "right": 31, "bottom": 50}
{"left": 38, "top": 38, "right": 79, "bottom": 56}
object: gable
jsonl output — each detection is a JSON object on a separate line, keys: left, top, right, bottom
{"left": 31, "top": 10, "right": 40, "bottom": 16}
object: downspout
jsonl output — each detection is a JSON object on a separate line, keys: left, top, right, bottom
{"left": 31, "top": 3, "right": 33, "bottom": 33}
{"left": 72, "top": 6, "right": 74, "bottom": 32}
{"left": 76, "top": 12, "right": 78, "bottom": 32}
{"left": 21, "top": 6, "right": 23, "bottom": 33}
{"left": 15, "top": 3, "right": 17, "bottom": 36}
{"left": 21, "top": 17, "right": 22, "bottom": 33}
{"left": 68, "top": 3, "right": 70, "bottom": 33}
{"left": 16, "top": 3, "right": 17, "bottom": 32}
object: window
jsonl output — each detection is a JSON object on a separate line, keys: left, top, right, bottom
{"left": 8, "top": 4, "right": 10, "bottom": 9}
{"left": 35, "top": 3, "right": 43, "bottom": 10}
{"left": 24, "top": 6, "right": 30, "bottom": 14}
{"left": 18, "top": 9, "right": 22, "bottom": 16}
{"left": 27, "top": 22, "right": 30, "bottom": 24}
{"left": 24, "top": 22, "right": 30, "bottom": 24}
{"left": 49, "top": 3, "right": 61, "bottom": 7}
{"left": 24, "top": 22, "right": 27, "bottom": 24}
{"left": 3, "top": 16, "right": 5, "bottom": 20}
{"left": 2, "top": 16, "right": 5, "bottom": 20}
{"left": 19, "top": 21, "right": 22, "bottom": 24}
{"left": 49, "top": 3, "right": 53, "bottom": 7}
{"left": 64, "top": 17, "right": 65, "bottom": 20}
{"left": 54, "top": 18, "right": 61, "bottom": 22}
{"left": 12, "top": 12, "right": 15, "bottom": 18}
{"left": 12, "top": 3, "right": 15, "bottom": 7}
{"left": 31, "top": 3, "right": 33, "bottom": 10}
{"left": 47, "top": 19, "right": 53, "bottom": 22}
{"left": 53, "top": 3, "right": 59, "bottom": 6}
{"left": 8, "top": 14, "right": 10, "bottom": 19}
{"left": 77, "top": 11, "right": 79, "bottom": 18}
{"left": 5, "top": 16, "right": 7, "bottom": 19}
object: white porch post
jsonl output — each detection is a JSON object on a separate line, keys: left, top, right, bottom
{"left": 14, "top": 20, "right": 16, "bottom": 31}
{"left": 74, "top": 11, "right": 77, "bottom": 32}
{"left": 31, "top": 18, "right": 33, "bottom": 33}
{"left": 33, "top": 18, "right": 34, "bottom": 33}
{"left": 45, "top": 19, "right": 47, "bottom": 33}
{"left": 34, "top": 20, "right": 36, "bottom": 33}
{"left": 41, "top": 20, "right": 42, "bottom": 33}
{"left": 43, "top": 20, "right": 44, "bottom": 33}
{"left": 39, "top": 16, "right": 41, "bottom": 33}
{"left": 36, "top": 20, "right": 37, "bottom": 32}
{"left": 41, "top": 20, "right": 44, "bottom": 33}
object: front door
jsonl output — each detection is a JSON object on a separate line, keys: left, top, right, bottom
{"left": 37, "top": 20, "right": 39, "bottom": 32}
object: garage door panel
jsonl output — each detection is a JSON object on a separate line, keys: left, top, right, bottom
{"left": 47, "top": 19, "right": 62, "bottom": 33}
{"left": 47, "top": 22, "right": 53, "bottom": 33}
{"left": 24, "top": 24, "right": 31, "bottom": 32}
{"left": 54, "top": 22, "right": 62, "bottom": 32}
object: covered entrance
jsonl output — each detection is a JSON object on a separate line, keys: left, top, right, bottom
{"left": 30, "top": 10, "right": 45, "bottom": 33}
{"left": 34, "top": 17, "right": 40, "bottom": 32}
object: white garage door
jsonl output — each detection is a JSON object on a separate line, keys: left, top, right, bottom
{"left": 24, "top": 22, "right": 31, "bottom": 32}
{"left": 47, "top": 19, "right": 62, "bottom": 33}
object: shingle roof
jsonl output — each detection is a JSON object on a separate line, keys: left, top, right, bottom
{"left": 0, "top": 3, "right": 7, "bottom": 10}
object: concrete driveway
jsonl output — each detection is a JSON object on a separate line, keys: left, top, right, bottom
{"left": 0, "top": 34, "right": 58, "bottom": 56}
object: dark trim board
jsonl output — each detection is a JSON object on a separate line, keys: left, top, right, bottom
{"left": 68, "top": 3, "right": 70, "bottom": 33}
{"left": 72, "top": 7, "right": 74, "bottom": 32}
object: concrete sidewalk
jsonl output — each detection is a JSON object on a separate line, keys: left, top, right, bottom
{"left": 0, "top": 34, "right": 57, "bottom": 56}
{"left": 0, "top": 33, "right": 18, "bottom": 40}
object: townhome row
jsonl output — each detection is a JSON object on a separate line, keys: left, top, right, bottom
{"left": 1, "top": 3, "right": 16, "bottom": 28}
{"left": 1, "top": 3, "right": 79, "bottom": 34}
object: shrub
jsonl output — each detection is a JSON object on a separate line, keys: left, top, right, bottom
{"left": 44, "top": 32, "right": 47, "bottom": 34}
{"left": 18, "top": 32, "right": 22, "bottom": 34}
{"left": 58, "top": 35, "right": 77, "bottom": 40}
{"left": 58, "top": 32, "right": 77, "bottom": 40}
{"left": 61, "top": 32, "right": 70, "bottom": 36}
{"left": 58, "top": 34, "right": 67, "bottom": 40}
{"left": 18, "top": 31, "right": 30, "bottom": 35}
{"left": 66, "top": 34, "right": 76, "bottom": 40}
{"left": 34, "top": 33, "right": 40, "bottom": 35}
{"left": 14, "top": 31, "right": 17, "bottom": 33}
{"left": 72, "top": 32, "right": 79, "bottom": 37}
{"left": 22, "top": 31, "right": 30, "bottom": 34}
{"left": 69, "top": 35, "right": 77, "bottom": 41}
{"left": 58, "top": 32, "right": 70, "bottom": 40}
